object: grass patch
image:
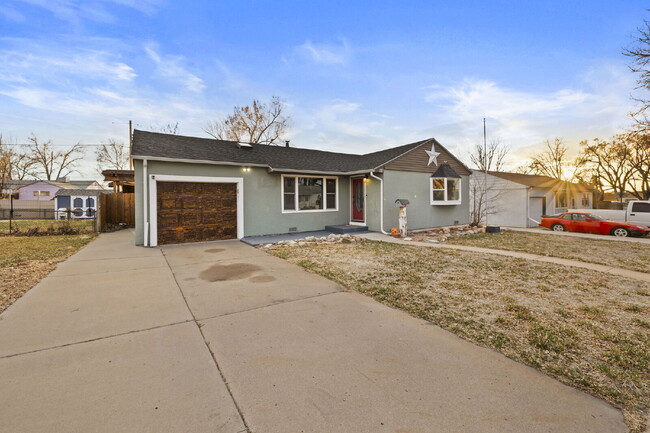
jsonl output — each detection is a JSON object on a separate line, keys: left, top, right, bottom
{"left": 270, "top": 241, "right": 650, "bottom": 432}
{"left": 446, "top": 230, "right": 650, "bottom": 273}
{"left": 0, "top": 235, "right": 96, "bottom": 313}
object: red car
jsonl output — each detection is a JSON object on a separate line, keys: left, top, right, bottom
{"left": 539, "top": 212, "right": 650, "bottom": 237}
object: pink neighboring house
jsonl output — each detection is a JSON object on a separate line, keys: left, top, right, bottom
{"left": 17, "top": 180, "right": 104, "bottom": 201}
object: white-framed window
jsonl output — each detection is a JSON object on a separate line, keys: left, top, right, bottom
{"left": 33, "top": 190, "right": 50, "bottom": 197}
{"left": 281, "top": 174, "right": 338, "bottom": 213}
{"left": 430, "top": 177, "right": 461, "bottom": 205}
{"left": 581, "top": 193, "right": 590, "bottom": 206}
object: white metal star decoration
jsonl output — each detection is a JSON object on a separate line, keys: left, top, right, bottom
{"left": 425, "top": 143, "right": 440, "bottom": 166}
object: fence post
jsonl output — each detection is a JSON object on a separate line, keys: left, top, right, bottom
{"left": 9, "top": 195, "right": 13, "bottom": 234}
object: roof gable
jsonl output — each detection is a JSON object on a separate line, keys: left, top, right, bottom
{"left": 383, "top": 139, "right": 471, "bottom": 176}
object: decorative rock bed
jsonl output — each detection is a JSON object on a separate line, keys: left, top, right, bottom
{"left": 408, "top": 225, "right": 488, "bottom": 243}
{"left": 259, "top": 233, "right": 364, "bottom": 250}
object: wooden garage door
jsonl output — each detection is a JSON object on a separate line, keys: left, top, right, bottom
{"left": 157, "top": 181, "right": 237, "bottom": 245}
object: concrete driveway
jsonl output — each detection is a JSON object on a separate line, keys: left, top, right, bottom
{"left": 0, "top": 230, "right": 626, "bottom": 433}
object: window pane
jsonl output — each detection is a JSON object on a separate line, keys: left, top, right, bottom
{"left": 447, "top": 179, "right": 460, "bottom": 201}
{"left": 283, "top": 177, "right": 295, "bottom": 191}
{"left": 73, "top": 198, "right": 83, "bottom": 207}
{"left": 298, "top": 177, "right": 323, "bottom": 210}
{"left": 326, "top": 194, "right": 336, "bottom": 209}
{"left": 432, "top": 178, "right": 445, "bottom": 190}
{"left": 326, "top": 178, "right": 336, "bottom": 194}
{"left": 632, "top": 202, "right": 650, "bottom": 213}
{"left": 283, "top": 193, "right": 295, "bottom": 210}
{"left": 433, "top": 190, "right": 445, "bottom": 201}
{"left": 562, "top": 214, "right": 573, "bottom": 220}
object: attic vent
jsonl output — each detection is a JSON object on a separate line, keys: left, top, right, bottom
{"left": 288, "top": 227, "right": 297, "bottom": 232}
{"left": 237, "top": 142, "right": 252, "bottom": 148}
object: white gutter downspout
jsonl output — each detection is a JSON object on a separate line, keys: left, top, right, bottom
{"left": 369, "top": 171, "right": 388, "bottom": 234}
{"left": 143, "top": 159, "right": 149, "bottom": 247}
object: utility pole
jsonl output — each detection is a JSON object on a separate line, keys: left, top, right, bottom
{"left": 483, "top": 118, "right": 488, "bottom": 227}
{"left": 129, "top": 119, "right": 133, "bottom": 170}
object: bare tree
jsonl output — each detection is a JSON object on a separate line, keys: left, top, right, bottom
{"left": 152, "top": 122, "right": 180, "bottom": 135}
{"left": 624, "top": 18, "right": 650, "bottom": 130}
{"left": 469, "top": 139, "right": 509, "bottom": 172}
{"left": 205, "top": 96, "right": 289, "bottom": 145}
{"left": 0, "top": 135, "right": 12, "bottom": 197}
{"left": 577, "top": 135, "right": 635, "bottom": 203}
{"left": 468, "top": 140, "right": 510, "bottom": 226}
{"left": 627, "top": 131, "right": 650, "bottom": 199}
{"left": 96, "top": 139, "right": 129, "bottom": 173}
{"left": 10, "top": 151, "right": 37, "bottom": 180}
{"left": 528, "top": 138, "right": 573, "bottom": 180}
{"left": 28, "top": 135, "right": 84, "bottom": 180}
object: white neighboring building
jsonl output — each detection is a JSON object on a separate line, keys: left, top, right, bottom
{"left": 473, "top": 171, "right": 594, "bottom": 228}
{"left": 54, "top": 189, "right": 109, "bottom": 219}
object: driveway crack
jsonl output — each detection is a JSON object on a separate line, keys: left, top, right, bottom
{"left": 161, "top": 249, "right": 251, "bottom": 433}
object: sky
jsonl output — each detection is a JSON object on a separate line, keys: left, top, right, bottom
{"left": 0, "top": 0, "right": 647, "bottom": 178}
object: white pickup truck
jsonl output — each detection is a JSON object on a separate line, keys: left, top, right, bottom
{"left": 569, "top": 200, "right": 650, "bottom": 226}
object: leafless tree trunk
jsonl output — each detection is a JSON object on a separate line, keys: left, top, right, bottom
{"left": 625, "top": 131, "right": 650, "bottom": 200}
{"left": 468, "top": 139, "right": 509, "bottom": 226}
{"left": 469, "top": 173, "right": 506, "bottom": 227}
{"left": 28, "top": 135, "right": 84, "bottom": 180}
{"left": 204, "top": 96, "right": 289, "bottom": 145}
{"left": 0, "top": 135, "right": 12, "bottom": 197}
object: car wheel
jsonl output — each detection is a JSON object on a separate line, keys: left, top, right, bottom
{"left": 611, "top": 227, "right": 630, "bottom": 237}
{"left": 551, "top": 224, "right": 565, "bottom": 232}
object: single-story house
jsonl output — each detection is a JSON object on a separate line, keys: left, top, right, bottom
{"left": 472, "top": 171, "right": 595, "bottom": 228}
{"left": 131, "top": 130, "right": 472, "bottom": 246}
{"left": 54, "top": 189, "right": 110, "bottom": 219}
{"left": 17, "top": 178, "right": 105, "bottom": 200}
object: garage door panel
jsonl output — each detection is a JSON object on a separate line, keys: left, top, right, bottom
{"left": 157, "top": 181, "right": 238, "bottom": 245}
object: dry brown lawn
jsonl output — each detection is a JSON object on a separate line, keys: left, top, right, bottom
{"left": 445, "top": 230, "right": 650, "bottom": 273}
{"left": 270, "top": 241, "right": 650, "bottom": 432}
{"left": 0, "top": 235, "right": 96, "bottom": 313}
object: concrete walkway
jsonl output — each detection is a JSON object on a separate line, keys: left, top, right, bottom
{"left": 0, "top": 230, "right": 627, "bottom": 432}
{"left": 361, "top": 232, "right": 650, "bottom": 283}
{"left": 508, "top": 226, "right": 650, "bottom": 243}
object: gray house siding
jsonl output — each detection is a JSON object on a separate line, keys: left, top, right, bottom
{"left": 135, "top": 160, "right": 352, "bottom": 245}
{"left": 381, "top": 170, "right": 470, "bottom": 231}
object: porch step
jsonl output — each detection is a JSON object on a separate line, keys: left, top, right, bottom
{"left": 325, "top": 224, "right": 369, "bottom": 234}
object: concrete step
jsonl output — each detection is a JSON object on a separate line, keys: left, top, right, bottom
{"left": 325, "top": 225, "right": 369, "bottom": 234}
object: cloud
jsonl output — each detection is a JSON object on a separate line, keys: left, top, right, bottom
{"left": 289, "top": 99, "right": 401, "bottom": 154}
{"left": 421, "top": 65, "right": 637, "bottom": 168}
{"left": 6, "top": 0, "right": 161, "bottom": 24}
{"left": 145, "top": 45, "right": 206, "bottom": 93}
{"left": 295, "top": 39, "right": 352, "bottom": 65}
{"left": 0, "top": 4, "right": 25, "bottom": 21}
{"left": 0, "top": 44, "right": 137, "bottom": 84}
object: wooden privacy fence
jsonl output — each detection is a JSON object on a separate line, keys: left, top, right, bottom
{"left": 98, "top": 193, "right": 135, "bottom": 232}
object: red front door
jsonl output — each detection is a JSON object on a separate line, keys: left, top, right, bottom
{"left": 351, "top": 178, "right": 364, "bottom": 222}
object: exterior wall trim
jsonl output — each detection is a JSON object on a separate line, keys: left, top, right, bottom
{"left": 147, "top": 174, "right": 244, "bottom": 246}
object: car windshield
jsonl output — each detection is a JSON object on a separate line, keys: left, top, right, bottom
{"left": 587, "top": 213, "right": 605, "bottom": 221}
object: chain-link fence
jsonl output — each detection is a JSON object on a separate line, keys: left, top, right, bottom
{"left": 0, "top": 207, "right": 96, "bottom": 235}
